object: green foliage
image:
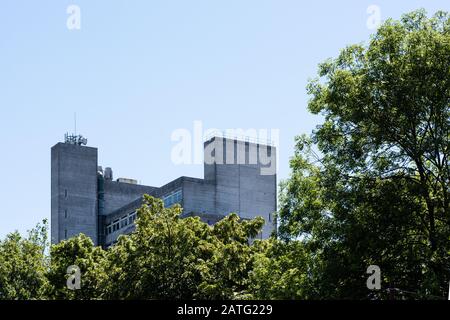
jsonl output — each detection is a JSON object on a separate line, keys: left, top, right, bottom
{"left": 280, "top": 9, "right": 450, "bottom": 299}
{"left": 106, "top": 195, "right": 265, "bottom": 300}
{"left": 46, "top": 234, "right": 108, "bottom": 299}
{"left": 196, "top": 213, "right": 264, "bottom": 299}
{"left": 0, "top": 220, "right": 49, "bottom": 300}
{"left": 0, "top": 197, "right": 268, "bottom": 300}
{"left": 249, "top": 239, "right": 313, "bottom": 299}
{"left": 106, "top": 196, "right": 211, "bottom": 299}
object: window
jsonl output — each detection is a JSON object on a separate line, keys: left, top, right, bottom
{"left": 128, "top": 212, "right": 137, "bottom": 224}
{"left": 64, "top": 189, "right": 68, "bottom": 199}
{"left": 130, "top": 212, "right": 137, "bottom": 224}
{"left": 64, "top": 229, "right": 67, "bottom": 239}
{"left": 163, "top": 190, "right": 183, "bottom": 207}
{"left": 120, "top": 218, "right": 128, "bottom": 228}
{"left": 64, "top": 209, "right": 68, "bottom": 218}
{"left": 105, "top": 212, "right": 138, "bottom": 236}
{"left": 112, "top": 220, "right": 119, "bottom": 232}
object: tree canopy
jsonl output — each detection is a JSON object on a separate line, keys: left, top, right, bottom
{"left": 279, "top": 9, "right": 449, "bottom": 299}
{"left": 0, "top": 196, "right": 270, "bottom": 300}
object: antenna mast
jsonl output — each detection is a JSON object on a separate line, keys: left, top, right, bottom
{"left": 64, "top": 112, "right": 87, "bottom": 146}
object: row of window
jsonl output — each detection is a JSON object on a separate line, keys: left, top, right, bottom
{"left": 97, "top": 190, "right": 183, "bottom": 236}
{"left": 105, "top": 211, "right": 137, "bottom": 235}
{"left": 163, "top": 190, "right": 183, "bottom": 207}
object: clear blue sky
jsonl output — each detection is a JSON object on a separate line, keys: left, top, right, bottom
{"left": 0, "top": 0, "right": 448, "bottom": 238}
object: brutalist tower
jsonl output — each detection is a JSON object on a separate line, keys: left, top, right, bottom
{"left": 51, "top": 134, "right": 277, "bottom": 247}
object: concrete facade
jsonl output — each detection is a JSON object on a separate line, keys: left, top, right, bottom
{"left": 51, "top": 136, "right": 277, "bottom": 248}
{"left": 51, "top": 143, "right": 98, "bottom": 244}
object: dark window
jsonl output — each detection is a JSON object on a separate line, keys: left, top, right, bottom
{"left": 64, "top": 209, "right": 68, "bottom": 218}
{"left": 64, "top": 189, "right": 68, "bottom": 199}
{"left": 64, "top": 229, "right": 67, "bottom": 238}
{"left": 114, "top": 220, "right": 120, "bottom": 231}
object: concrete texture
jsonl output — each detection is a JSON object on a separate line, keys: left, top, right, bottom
{"left": 51, "top": 143, "right": 98, "bottom": 244}
{"left": 51, "top": 136, "right": 277, "bottom": 247}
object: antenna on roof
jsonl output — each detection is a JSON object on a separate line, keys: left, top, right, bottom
{"left": 64, "top": 112, "right": 87, "bottom": 146}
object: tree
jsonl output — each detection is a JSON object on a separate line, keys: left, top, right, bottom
{"left": 0, "top": 196, "right": 267, "bottom": 300}
{"left": 106, "top": 195, "right": 265, "bottom": 300}
{"left": 196, "top": 213, "right": 264, "bottom": 299}
{"left": 0, "top": 220, "right": 49, "bottom": 300}
{"left": 106, "top": 195, "right": 210, "bottom": 299}
{"left": 279, "top": 10, "right": 450, "bottom": 299}
{"left": 249, "top": 239, "right": 313, "bottom": 299}
{"left": 46, "top": 234, "right": 108, "bottom": 299}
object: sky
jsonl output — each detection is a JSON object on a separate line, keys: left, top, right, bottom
{"left": 0, "top": 0, "right": 448, "bottom": 238}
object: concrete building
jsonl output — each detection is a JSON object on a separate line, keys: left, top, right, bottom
{"left": 51, "top": 134, "right": 277, "bottom": 247}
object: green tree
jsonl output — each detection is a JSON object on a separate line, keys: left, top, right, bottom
{"left": 106, "top": 196, "right": 210, "bottom": 299}
{"left": 196, "top": 213, "right": 264, "bottom": 299}
{"left": 46, "top": 234, "right": 108, "bottom": 299}
{"left": 0, "top": 220, "right": 49, "bottom": 300}
{"left": 0, "top": 197, "right": 267, "bottom": 300}
{"left": 280, "top": 10, "right": 449, "bottom": 299}
{"left": 249, "top": 239, "right": 313, "bottom": 299}
{"left": 106, "top": 195, "right": 265, "bottom": 300}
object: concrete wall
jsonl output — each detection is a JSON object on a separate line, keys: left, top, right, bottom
{"left": 102, "top": 180, "right": 158, "bottom": 215}
{"left": 51, "top": 143, "right": 98, "bottom": 244}
{"left": 238, "top": 163, "right": 277, "bottom": 238}
{"left": 181, "top": 178, "right": 216, "bottom": 218}
{"left": 203, "top": 137, "right": 277, "bottom": 238}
